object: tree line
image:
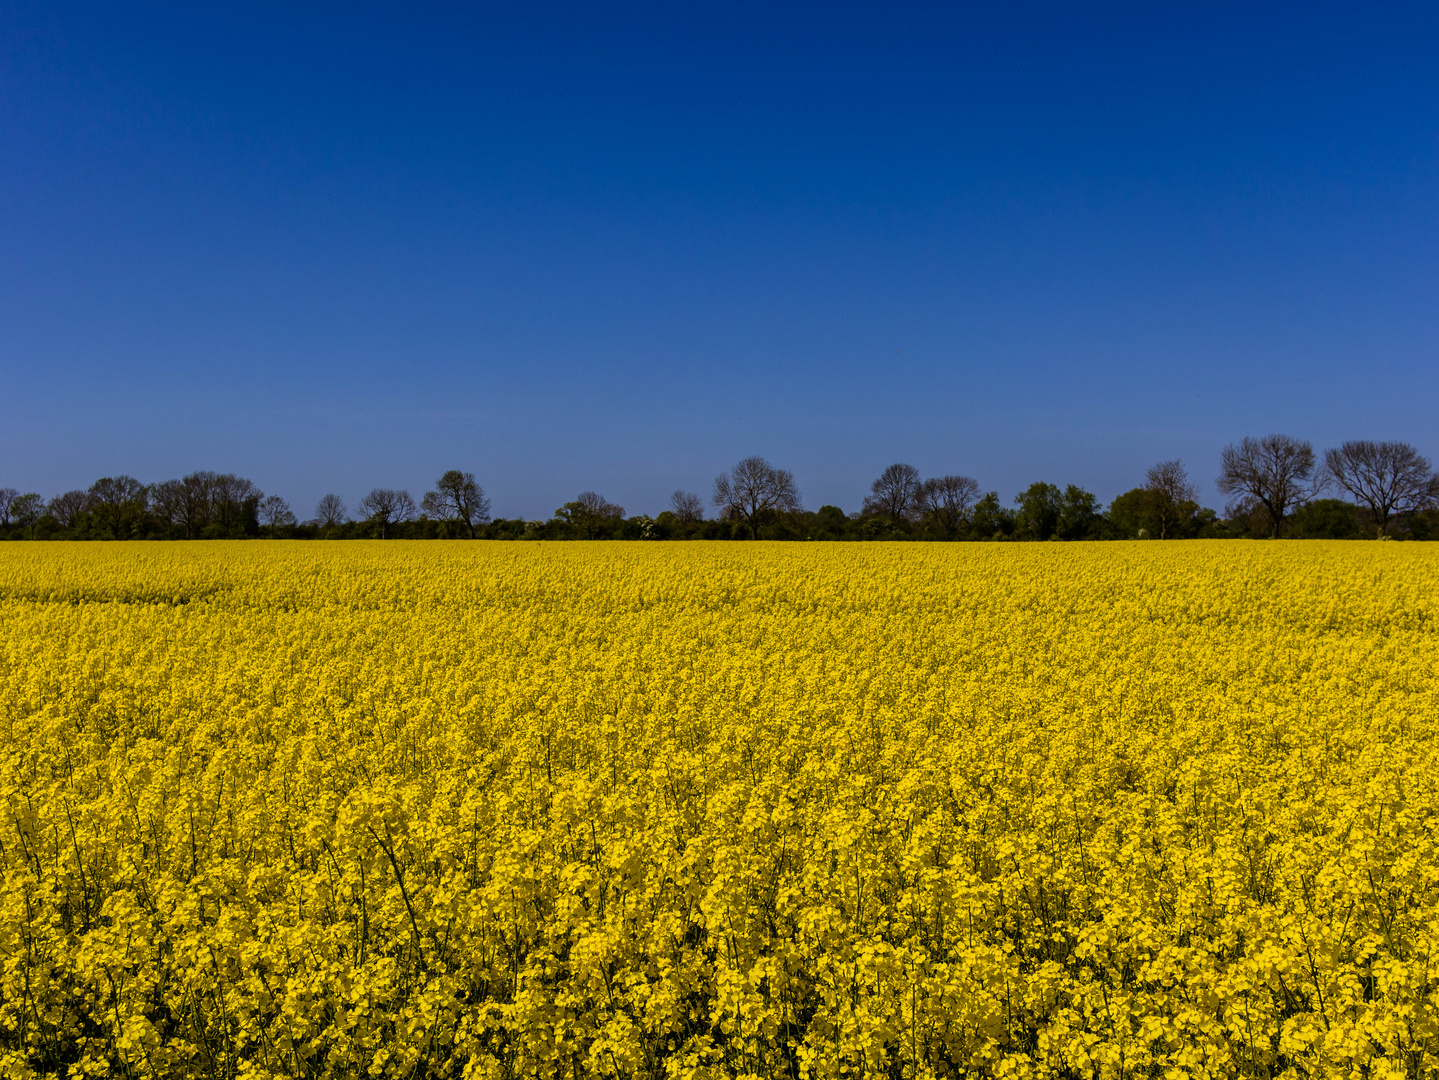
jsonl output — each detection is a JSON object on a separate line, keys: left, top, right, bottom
{"left": 3, "top": 437, "right": 1437, "bottom": 542}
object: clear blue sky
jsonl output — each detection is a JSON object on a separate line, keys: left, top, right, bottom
{"left": 4, "top": 2, "right": 1436, "bottom": 519}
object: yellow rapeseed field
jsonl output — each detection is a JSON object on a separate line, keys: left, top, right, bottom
{"left": 0, "top": 541, "right": 1436, "bottom": 1080}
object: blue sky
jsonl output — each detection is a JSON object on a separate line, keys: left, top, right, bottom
{"left": 3, "top": 2, "right": 1436, "bottom": 519}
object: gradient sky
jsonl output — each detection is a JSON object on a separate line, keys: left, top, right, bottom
{"left": 3, "top": 2, "right": 1436, "bottom": 520}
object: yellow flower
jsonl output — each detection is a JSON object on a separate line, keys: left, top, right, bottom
{"left": 0, "top": 540, "right": 1434, "bottom": 1077}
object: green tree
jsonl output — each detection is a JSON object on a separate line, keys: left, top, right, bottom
{"left": 1109, "top": 487, "right": 1159, "bottom": 538}
{"left": 556, "top": 491, "right": 624, "bottom": 539}
{"left": 1056, "top": 484, "right": 1102, "bottom": 540}
{"left": 810, "top": 505, "right": 850, "bottom": 540}
{"left": 971, "top": 491, "right": 1013, "bottom": 539}
{"left": 1014, "top": 482, "right": 1063, "bottom": 540}
{"left": 1290, "top": 499, "right": 1367, "bottom": 539}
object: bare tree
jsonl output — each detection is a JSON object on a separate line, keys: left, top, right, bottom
{"left": 1217, "top": 435, "right": 1318, "bottom": 538}
{"left": 580, "top": 491, "right": 624, "bottom": 519}
{"left": 863, "top": 463, "right": 923, "bottom": 522}
{"left": 151, "top": 473, "right": 221, "bottom": 537}
{"left": 316, "top": 494, "right": 348, "bottom": 528}
{"left": 176, "top": 471, "right": 218, "bottom": 538}
{"left": 669, "top": 490, "right": 704, "bottom": 532}
{"left": 259, "top": 494, "right": 296, "bottom": 528}
{"left": 360, "top": 488, "right": 416, "bottom": 538}
{"left": 88, "top": 475, "right": 148, "bottom": 538}
{"left": 0, "top": 489, "right": 17, "bottom": 528}
{"left": 149, "top": 479, "right": 185, "bottom": 532}
{"left": 10, "top": 493, "right": 43, "bottom": 536}
{"left": 1323, "top": 440, "right": 1439, "bottom": 538}
{"left": 211, "top": 473, "right": 261, "bottom": 529}
{"left": 48, "top": 490, "right": 91, "bottom": 528}
{"left": 917, "top": 475, "right": 980, "bottom": 536}
{"left": 713, "top": 456, "right": 801, "bottom": 540}
{"left": 421, "top": 470, "right": 491, "bottom": 538}
{"left": 1144, "top": 459, "right": 1199, "bottom": 540}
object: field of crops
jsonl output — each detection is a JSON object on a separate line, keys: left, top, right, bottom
{"left": 0, "top": 541, "right": 1435, "bottom": 1080}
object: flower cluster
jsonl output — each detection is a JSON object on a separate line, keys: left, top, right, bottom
{"left": 0, "top": 540, "right": 1435, "bottom": 1079}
